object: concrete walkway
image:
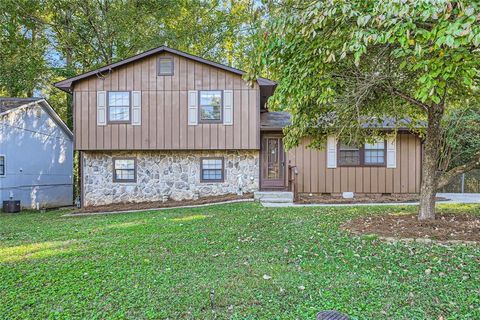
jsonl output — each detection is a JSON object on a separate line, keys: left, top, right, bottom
{"left": 261, "top": 193, "right": 480, "bottom": 208}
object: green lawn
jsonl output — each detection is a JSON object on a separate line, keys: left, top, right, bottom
{"left": 0, "top": 203, "right": 479, "bottom": 319}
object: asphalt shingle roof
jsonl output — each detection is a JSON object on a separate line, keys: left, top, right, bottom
{"left": 260, "top": 111, "right": 291, "bottom": 130}
{"left": 0, "top": 98, "right": 42, "bottom": 114}
{"left": 260, "top": 111, "right": 423, "bottom": 130}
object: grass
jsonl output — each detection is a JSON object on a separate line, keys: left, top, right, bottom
{"left": 0, "top": 203, "right": 479, "bottom": 319}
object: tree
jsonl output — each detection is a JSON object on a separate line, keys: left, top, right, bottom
{"left": 4, "top": 0, "right": 259, "bottom": 126}
{"left": 0, "top": 0, "right": 49, "bottom": 97}
{"left": 438, "top": 104, "right": 480, "bottom": 188}
{"left": 247, "top": 0, "right": 480, "bottom": 219}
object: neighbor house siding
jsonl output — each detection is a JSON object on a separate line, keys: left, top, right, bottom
{"left": 73, "top": 53, "right": 260, "bottom": 151}
{"left": 287, "top": 133, "right": 421, "bottom": 194}
{"left": 0, "top": 104, "right": 74, "bottom": 208}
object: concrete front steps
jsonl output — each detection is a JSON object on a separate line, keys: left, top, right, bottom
{"left": 254, "top": 191, "right": 294, "bottom": 204}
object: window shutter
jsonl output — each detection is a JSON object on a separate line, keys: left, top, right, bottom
{"left": 97, "top": 91, "right": 107, "bottom": 126}
{"left": 132, "top": 91, "right": 141, "bottom": 126}
{"left": 327, "top": 135, "right": 337, "bottom": 168}
{"left": 223, "top": 90, "right": 233, "bottom": 125}
{"left": 386, "top": 135, "right": 397, "bottom": 168}
{"left": 188, "top": 90, "right": 198, "bottom": 125}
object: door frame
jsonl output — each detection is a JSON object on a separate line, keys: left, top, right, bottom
{"left": 260, "top": 133, "right": 287, "bottom": 190}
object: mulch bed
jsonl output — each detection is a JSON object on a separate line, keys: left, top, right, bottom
{"left": 76, "top": 193, "right": 254, "bottom": 214}
{"left": 297, "top": 193, "right": 446, "bottom": 204}
{"left": 342, "top": 213, "right": 480, "bottom": 242}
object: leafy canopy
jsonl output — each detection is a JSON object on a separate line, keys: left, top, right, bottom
{"left": 249, "top": 0, "right": 480, "bottom": 148}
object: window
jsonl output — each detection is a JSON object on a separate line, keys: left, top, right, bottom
{"left": 0, "top": 156, "right": 5, "bottom": 176}
{"left": 158, "top": 57, "right": 173, "bottom": 76}
{"left": 108, "top": 92, "right": 130, "bottom": 123}
{"left": 113, "top": 158, "right": 136, "bottom": 182}
{"left": 338, "top": 140, "right": 386, "bottom": 167}
{"left": 338, "top": 143, "right": 360, "bottom": 166}
{"left": 199, "top": 91, "right": 222, "bottom": 123}
{"left": 200, "top": 158, "right": 224, "bottom": 182}
{"left": 364, "top": 141, "right": 385, "bottom": 165}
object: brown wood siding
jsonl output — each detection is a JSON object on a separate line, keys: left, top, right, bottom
{"left": 73, "top": 52, "right": 259, "bottom": 150}
{"left": 287, "top": 133, "right": 422, "bottom": 194}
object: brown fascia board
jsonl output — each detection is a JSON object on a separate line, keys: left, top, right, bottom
{"left": 54, "top": 46, "right": 276, "bottom": 92}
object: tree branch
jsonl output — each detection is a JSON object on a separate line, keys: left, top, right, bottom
{"left": 437, "top": 151, "right": 480, "bottom": 189}
{"left": 381, "top": 85, "right": 429, "bottom": 112}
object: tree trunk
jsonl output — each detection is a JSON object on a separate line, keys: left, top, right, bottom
{"left": 418, "top": 105, "right": 444, "bottom": 220}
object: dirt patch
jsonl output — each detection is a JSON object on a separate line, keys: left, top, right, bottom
{"left": 76, "top": 193, "right": 254, "bottom": 214}
{"left": 297, "top": 193, "right": 446, "bottom": 204}
{"left": 342, "top": 213, "right": 480, "bottom": 242}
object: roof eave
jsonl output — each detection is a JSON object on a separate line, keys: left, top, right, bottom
{"left": 38, "top": 99, "right": 74, "bottom": 139}
{"left": 54, "top": 84, "right": 72, "bottom": 93}
{"left": 260, "top": 127, "right": 285, "bottom": 131}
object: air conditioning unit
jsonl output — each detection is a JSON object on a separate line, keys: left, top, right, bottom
{"left": 3, "top": 200, "right": 20, "bottom": 213}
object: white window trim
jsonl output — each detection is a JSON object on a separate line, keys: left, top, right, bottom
{"left": 107, "top": 91, "right": 131, "bottom": 123}
{"left": 198, "top": 90, "right": 223, "bottom": 123}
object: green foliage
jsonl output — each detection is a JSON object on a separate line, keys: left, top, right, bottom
{"left": 0, "top": 0, "right": 260, "bottom": 126}
{"left": 441, "top": 104, "right": 480, "bottom": 170}
{"left": 0, "top": 203, "right": 479, "bottom": 318}
{"left": 248, "top": 1, "right": 480, "bottom": 149}
{"left": 0, "top": 0, "right": 49, "bottom": 97}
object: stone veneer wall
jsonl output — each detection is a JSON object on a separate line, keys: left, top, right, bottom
{"left": 82, "top": 150, "right": 259, "bottom": 206}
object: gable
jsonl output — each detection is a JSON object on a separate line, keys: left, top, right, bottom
{"left": 0, "top": 100, "right": 73, "bottom": 140}
{"left": 55, "top": 46, "right": 275, "bottom": 92}
{"left": 72, "top": 51, "right": 256, "bottom": 93}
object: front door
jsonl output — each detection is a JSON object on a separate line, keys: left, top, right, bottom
{"left": 261, "top": 134, "right": 286, "bottom": 189}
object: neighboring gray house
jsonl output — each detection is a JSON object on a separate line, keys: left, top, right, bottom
{"left": 0, "top": 98, "right": 74, "bottom": 209}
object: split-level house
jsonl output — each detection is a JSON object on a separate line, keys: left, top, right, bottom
{"left": 54, "top": 46, "right": 422, "bottom": 207}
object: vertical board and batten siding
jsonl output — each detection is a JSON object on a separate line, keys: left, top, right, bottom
{"left": 287, "top": 133, "right": 421, "bottom": 194}
{"left": 73, "top": 53, "right": 260, "bottom": 150}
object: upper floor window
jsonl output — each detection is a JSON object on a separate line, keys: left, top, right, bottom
{"left": 113, "top": 158, "right": 136, "bottom": 182}
{"left": 338, "top": 140, "right": 386, "bottom": 166}
{"left": 199, "top": 91, "right": 222, "bottom": 123}
{"left": 0, "top": 155, "right": 5, "bottom": 176}
{"left": 158, "top": 57, "right": 174, "bottom": 76}
{"left": 108, "top": 92, "right": 130, "bottom": 123}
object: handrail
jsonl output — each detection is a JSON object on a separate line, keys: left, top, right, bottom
{"left": 288, "top": 165, "right": 299, "bottom": 202}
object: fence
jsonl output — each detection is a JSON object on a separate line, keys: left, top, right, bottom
{"left": 439, "top": 169, "right": 480, "bottom": 193}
